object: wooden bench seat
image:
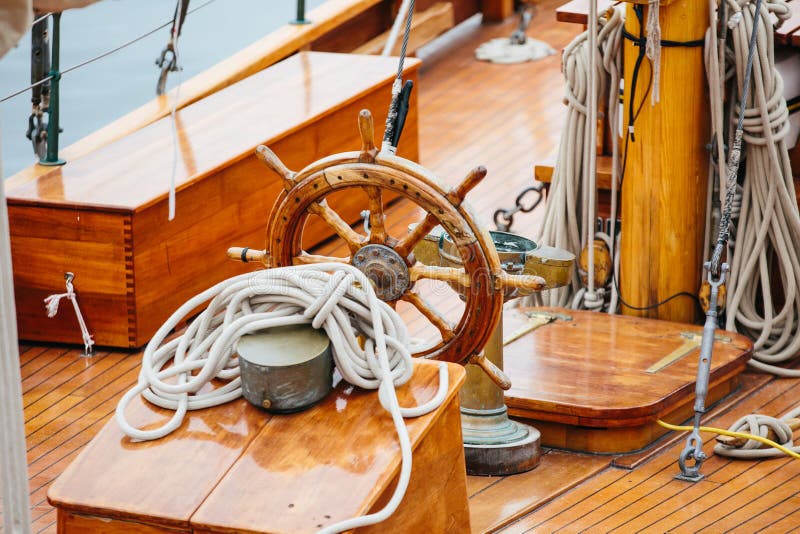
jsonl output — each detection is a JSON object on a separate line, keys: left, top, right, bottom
{"left": 6, "top": 51, "right": 419, "bottom": 348}
{"left": 48, "top": 360, "right": 468, "bottom": 533}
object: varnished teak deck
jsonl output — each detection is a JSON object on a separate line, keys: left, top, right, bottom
{"left": 5, "top": 4, "right": 800, "bottom": 533}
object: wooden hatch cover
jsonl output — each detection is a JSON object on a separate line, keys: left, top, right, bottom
{"left": 502, "top": 307, "right": 753, "bottom": 454}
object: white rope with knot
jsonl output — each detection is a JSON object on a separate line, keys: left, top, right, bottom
{"left": 527, "top": 6, "right": 623, "bottom": 313}
{"left": 115, "top": 263, "right": 448, "bottom": 534}
{"left": 714, "top": 406, "right": 800, "bottom": 459}
{"left": 44, "top": 274, "right": 94, "bottom": 355}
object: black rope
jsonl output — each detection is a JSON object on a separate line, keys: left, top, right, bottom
{"left": 621, "top": 28, "right": 705, "bottom": 48}
{"left": 382, "top": 0, "right": 416, "bottom": 149}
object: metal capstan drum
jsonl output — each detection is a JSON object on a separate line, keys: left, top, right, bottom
{"left": 237, "top": 324, "right": 333, "bottom": 413}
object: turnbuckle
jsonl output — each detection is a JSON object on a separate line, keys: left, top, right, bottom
{"left": 676, "top": 262, "right": 728, "bottom": 482}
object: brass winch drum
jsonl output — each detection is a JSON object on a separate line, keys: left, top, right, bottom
{"left": 237, "top": 324, "right": 333, "bottom": 413}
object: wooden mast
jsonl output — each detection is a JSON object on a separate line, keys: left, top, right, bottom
{"left": 620, "top": 0, "right": 709, "bottom": 323}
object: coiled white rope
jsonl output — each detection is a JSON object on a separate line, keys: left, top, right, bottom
{"left": 714, "top": 406, "right": 800, "bottom": 459}
{"left": 720, "top": 0, "right": 800, "bottom": 377}
{"left": 701, "top": 0, "right": 800, "bottom": 460}
{"left": 115, "top": 263, "right": 448, "bottom": 533}
{"left": 529, "top": 6, "right": 623, "bottom": 312}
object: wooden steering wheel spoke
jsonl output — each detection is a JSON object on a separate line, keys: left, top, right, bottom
{"left": 401, "top": 290, "right": 455, "bottom": 342}
{"left": 363, "top": 186, "right": 388, "bottom": 244}
{"left": 409, "top": 263, "right": 471, "bottom": 288}
{"left": 358, "top": 109, "right": 377, "bottom": 162}
{"left": 256, "top": 145, "right": 297, "bottom": 191}
{"left": 395, "top": 212, "right": 439, "bottom": 259}
{"left": 307, "top": 200, "right": 365, "bottom": 254}
{"left": 263, "top": 110, "right": 505, "bottom": 365}
{"left": 293, "top": 252, "right": 350, "bottom": 265}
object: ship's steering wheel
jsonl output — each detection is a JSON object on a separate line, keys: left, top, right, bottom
{"left": 229, "top": 110, "right": 545, "bottom": 388}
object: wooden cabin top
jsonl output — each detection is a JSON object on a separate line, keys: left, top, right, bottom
{"left": 4, "top": 52, "right": 420, "bottom": 213}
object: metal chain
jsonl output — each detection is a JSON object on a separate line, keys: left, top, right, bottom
{"left": 493, "top": 183, "right": 544, "bottom": 232}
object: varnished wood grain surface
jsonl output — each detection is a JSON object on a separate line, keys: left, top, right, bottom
{"left": 503, "top": 307, "right": 752, "bottom": 422}
{"left": 6, "top": 53, "right": 420, "bottom": 211}
{"left": 619, "top": 0, "right": 710, "bottom": 322}
{"left": 500, "top": 374, "right": 800, "bottom": 533}
{"left": 555, "top": 0, "right": 616, "bottom": 24}
{"left": 47, "top": 360, "right": 466, "bottom": 533}
{"left": 192, "top": 361, "right": 465, "bottom": 533}
{"left": 9, "top": 52, "right": 419, "bottom": 347}
{"left": 467, "top": 451, "right": 610, "bottom": 533}
{"left": 47, "top": 395, "right": 269, "bottom": 528}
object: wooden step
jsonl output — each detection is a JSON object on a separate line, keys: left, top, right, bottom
{"left": 534, "top": 154, "right": 614, "bottom": 190}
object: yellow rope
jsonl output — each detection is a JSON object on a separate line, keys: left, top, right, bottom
{"left": 657, "top": 420, "right": 800, "bottom": 460}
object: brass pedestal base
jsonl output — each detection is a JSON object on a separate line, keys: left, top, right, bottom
{"left": 462, "top": 406, "right": 542, "bottom": 476}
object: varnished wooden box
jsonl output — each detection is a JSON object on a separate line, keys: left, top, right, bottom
{"left": 6, "top": 52, "right": 419, "bottom": 348}
{"left": 48, "top": 361, "right": 469, "bottom": 533}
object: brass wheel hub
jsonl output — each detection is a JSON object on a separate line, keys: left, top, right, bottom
{"left": 352, "top": 244, "right": 410, "bottom": 301}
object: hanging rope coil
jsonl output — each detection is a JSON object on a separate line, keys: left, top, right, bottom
{"left": 718, "top": 0, "right": 800, "bottom": 377}
{"left": 530, "top": 6, "right": 623, "bottom": 311}
{"left": 116, "top": 263, "right": 448, "bottom": 533}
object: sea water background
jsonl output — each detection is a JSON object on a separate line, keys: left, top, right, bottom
{"left": 0, "top": 0, "right": 326, "bottom": 178}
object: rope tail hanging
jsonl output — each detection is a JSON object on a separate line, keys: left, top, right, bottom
{"left": 645, "top": 0, "right": 661, "bottom": 104}
{"left": 44, "top": 272, "right": 95, "bottom": 355}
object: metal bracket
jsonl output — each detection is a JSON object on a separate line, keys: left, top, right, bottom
{"left": 503, "top": 310, "right": 572, "bottom": 346}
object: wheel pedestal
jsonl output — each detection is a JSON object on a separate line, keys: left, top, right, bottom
{"left": 460, "top": 313, "right": 541, "bottom": 476}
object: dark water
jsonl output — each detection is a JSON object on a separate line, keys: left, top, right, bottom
{"left": 0, "top": 0, "right": 326, "bottom": 177}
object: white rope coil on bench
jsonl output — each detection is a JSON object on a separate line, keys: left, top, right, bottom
{"left": 115, "top": 263, "right": 448, "bottom": 533}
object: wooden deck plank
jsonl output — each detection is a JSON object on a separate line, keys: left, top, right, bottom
{"left": 728, "top": 492, "right": 800, "bottom": 533}
{"left": 20, "top": 348, "right": 73, "bottom": 383}
{"left": 697, "top": 472, "right": 800, "bottom": 533}
{"left": 502, "top": 376, "right": 800, "bottom": 532}
{"left": 468, "top": 451, "right": 610, "bottom": 533}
